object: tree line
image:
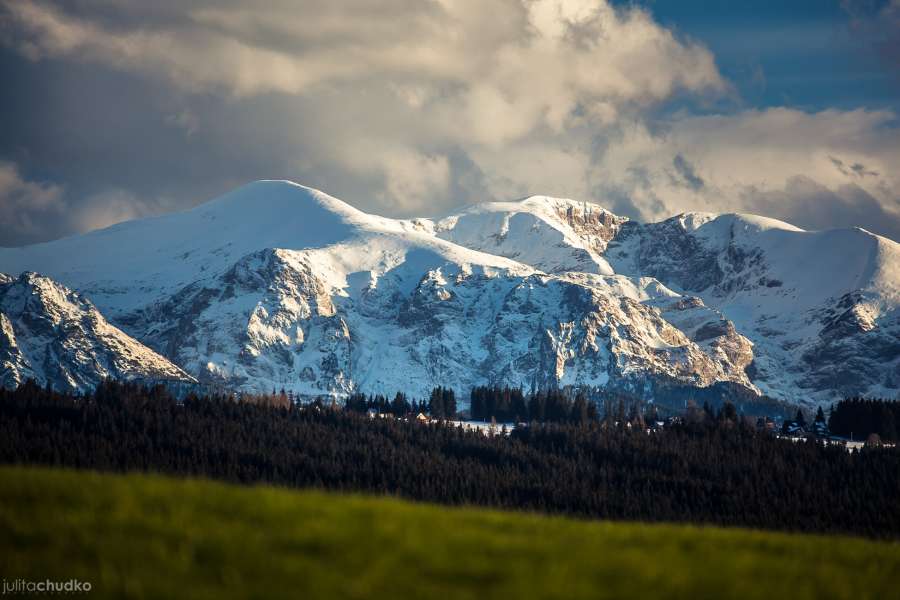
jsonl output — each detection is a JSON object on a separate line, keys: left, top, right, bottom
{"left": 828, "top": 398, "right": 900, "bottom": 442}
{"left": 469, "top": 386, "right": 602, "bottom": 424}
{"left": 343, "top": 387, "right": 457, "bottom": 419}
{"left": 1, "top": 380, "right": 898, "bottom": 539}
{"left": 344, "top": 385, "right": 622, "bottom": 425}
{"left": 343, "top": 391, "right": 427, "bottom": 416}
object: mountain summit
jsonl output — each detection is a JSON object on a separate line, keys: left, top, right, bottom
{"left": 0, "top": 180, "right": 896, "bottom": 408}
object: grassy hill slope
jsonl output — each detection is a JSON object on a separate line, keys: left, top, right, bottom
{"left": 1, "top": 466, "right": 898, "bottom": 599}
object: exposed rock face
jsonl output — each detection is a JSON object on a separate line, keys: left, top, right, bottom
{"left": 125, "top": 249, "right": 352, "bottom": 394}
{"left": 800, "top": 294, "right": 900, "bottom": 399}
{"left": 608, "top": 218, "right": 725, "bottom": 292}
{"left": 0, "top": 272, "right": 194, "bottom": 392}
{"left": 0, "top": 310, "right": 36, "bottom": 386}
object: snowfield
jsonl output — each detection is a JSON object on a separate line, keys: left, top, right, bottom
{"left": 0, "top": 180, "right": 896, "bottom": 407}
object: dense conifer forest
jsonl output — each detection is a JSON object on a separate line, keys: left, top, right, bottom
{"left": 828, "top": 398, "right": 900, "bottom": 442}
{"left": 1, "top": 381, "right": 898, "bottom": 539}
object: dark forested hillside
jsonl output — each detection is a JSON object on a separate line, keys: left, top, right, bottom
{"left": 1, "top": 381, "right": 898, "bottom": 539}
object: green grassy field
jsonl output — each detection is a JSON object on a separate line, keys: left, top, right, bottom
{"left": 1, "top": 466, "right": 898, "bottom": 599}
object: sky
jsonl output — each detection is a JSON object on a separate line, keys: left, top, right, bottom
{"left": 0, "top": 0, "right": 898, "bottom": 247}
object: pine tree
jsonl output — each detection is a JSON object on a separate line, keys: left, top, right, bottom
{"left": 429, "top": 387, "right": 445, "bottom": 420}
{"left": 815, "top": 406, "right": 826, "bottom": 423}
{"left": 444, "top": 388, "right": 457, "bottom": 419}
{"left": 720, "top": 402, "right": 738, "bottom": 424}
{"left": 470, "top": 388, "right": 483, "bottom": 420}
{"left": 392, "top": 392, "right": 410, "bottom": 416}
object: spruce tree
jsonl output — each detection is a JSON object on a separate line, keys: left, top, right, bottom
{"left": 815, "top": 406, "right": 826, "bottom": 423}
{"left": 429, "top": 387, "right": 445, "bottom": 419}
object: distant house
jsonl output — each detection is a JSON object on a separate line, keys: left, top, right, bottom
{"left": 415, "top": 412, "right": 429, "bottom": 423}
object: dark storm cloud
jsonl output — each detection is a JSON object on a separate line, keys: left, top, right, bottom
{"left": 744, "top": 176, "right": 900, "bottom": 241}
{"left": 0, "top": 162, "right": 64, "bottom": 246}
{"left": 0, "top": 44, "right": 289, "bottom": 245}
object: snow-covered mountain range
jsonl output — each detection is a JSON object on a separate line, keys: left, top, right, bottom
{"left": 1, "top": 180, "right": 897, "bottom": 410}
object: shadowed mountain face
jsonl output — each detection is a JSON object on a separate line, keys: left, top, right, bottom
{"left": 0, "top": 180, "right": 896, "bottom": 408}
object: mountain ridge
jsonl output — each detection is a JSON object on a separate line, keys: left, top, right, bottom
{"left": 0, "top": 180, "right": 896, "bottom": 407}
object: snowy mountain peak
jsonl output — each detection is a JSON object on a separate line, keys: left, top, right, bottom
{"left": 0, "top": 180, "right": 416, "bottom": 316}
{"left": 199, "top": 180, "right": 375, "bottom": 232}
{"left": 433, "top": 195, "right": 628, "bottom": 276}
{"left": 668, "top": 212, "right": 805, "bottom": 236}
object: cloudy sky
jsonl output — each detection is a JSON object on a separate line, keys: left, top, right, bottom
{"left": 1, "top": 0, "right": 899, "bottom": 246}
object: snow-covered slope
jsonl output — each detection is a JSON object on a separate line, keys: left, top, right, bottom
{"left": 0, "top": 181, "right": 895, "bottom": 407}
{"left": 0, "top": 272, "right": 194, "bottom": 392}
